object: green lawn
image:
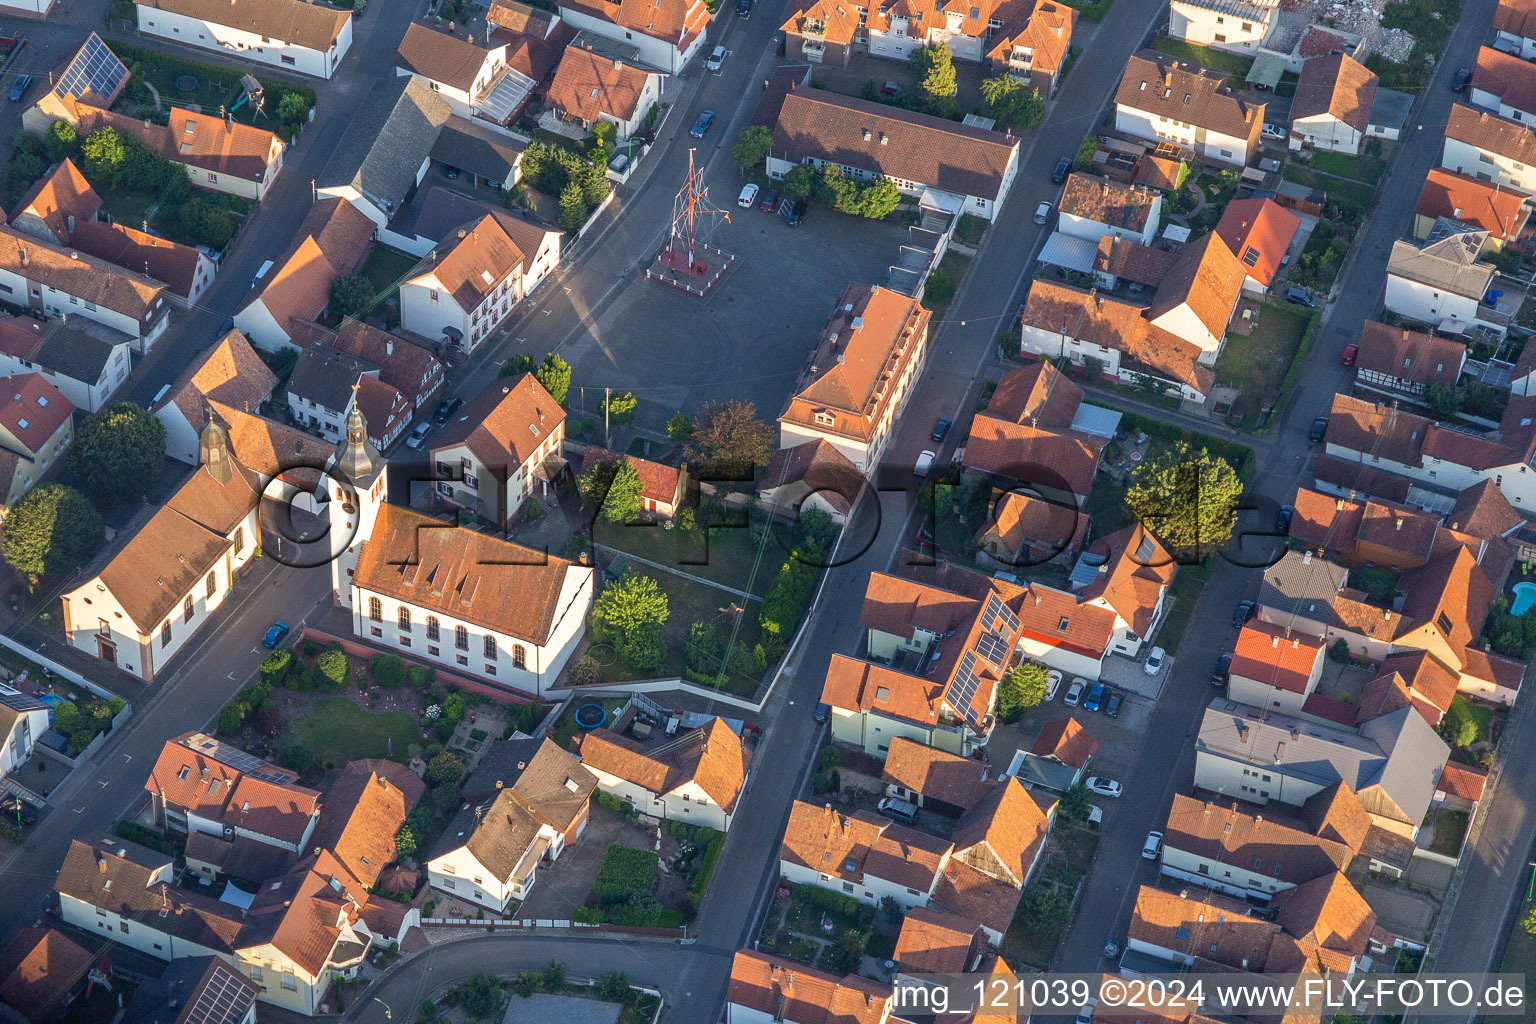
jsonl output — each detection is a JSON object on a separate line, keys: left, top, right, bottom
{"left": 359, "top": 245, "right": 422, "bottom": 311}
{"left": 1307, "top": 150, "right": 1386, "bottom": 183}
{"left": 108, "top": 42, "right": 316, "bottom": 131}
{"left": 595, "top": 514, "right": 779, "bottom": 597}
{"left": 287, "top": 697, "right": 418, "bottom": 764}
{"left": 1467, "top": 702, "right": 1494, "bottom": 742}
{"left": 924, "top": 250, "right": 972, "bottom": 315}
{"left": 549, "top": 696, "right": 628, "bottom": 749}
{"left": 1280, "top": 163, "right": 1376, "bottom": 221}
{"left": 1215, "top": 303, "right": 1314, "bottom": 429}
{"left": 593, "top": 571, "right": 766, "bottom": 696}
{"left": 1083, "top": 477, "right": 1134, "bottom": 536}
{"left": 1429, "top": 810, "right": 1469, "bottom": 857}
{"left": 1151, "top": 35, "right": 1254, "bottom": 76}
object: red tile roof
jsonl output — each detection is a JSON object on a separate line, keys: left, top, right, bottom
{"left": 728, "top": 950, "right": 890, "bottom": 1024}
{"left": 1416, "top": 168, "right": 1529, "bottom": 242}
{"left": 985, "top": 0, "right": 1076, "bottom": 76}
{"left": 893, "top": 906, "right": 984, "bottom": 973}
{"left": 1215, "top": 198, "right": 1300, "bottom": 288}
{"left": 1437, "top": 761, "right": 1488, "bottom": 801}
{"left": 1474, "top": 45, "right": 1536, "bottom": 114}
{"left": 1354, "top": 320, "right": 1466, "bottom": 390}
{"left": 1029, "top": 717, "right": 1097, "bottom": 768}
{"left": 0, "top": 373, "right": 71, "bottom": 454}
{"left": 1230, "top": 619, "right": 1324, "bottom": 694}
{"left": 1292, "top": 52, "right": 1377, "bottom": 135}
{"left": 547, "top": 46, "right": 657, "bottom": 122}
{"left": 559, "top": 0, "right": 709, "bottom": 52}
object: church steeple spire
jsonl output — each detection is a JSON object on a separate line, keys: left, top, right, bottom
{"left": 330, "top": 384, "right": 381, "bottom": 484}
{"left": 198, "top": 407, "right": 232, "bottom": 485}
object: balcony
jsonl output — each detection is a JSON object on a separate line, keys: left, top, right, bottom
{"left": 801, "top": 40, "right": 826, "bottom": 60}
{"left": 801, "top": 20, "right": 827, "bottom": 36}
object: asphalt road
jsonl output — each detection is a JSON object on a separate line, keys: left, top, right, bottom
{"left": 1051, "top": 0, "right": 1536, "bottom": 1003}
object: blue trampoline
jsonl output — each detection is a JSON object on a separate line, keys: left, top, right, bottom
{"left": 574, "top": 703, "right": 607, "bottom": 729}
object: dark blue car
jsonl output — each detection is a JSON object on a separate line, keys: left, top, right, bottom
{"left": 690, "top": 110, "right": 715, "bottom": 138}
{"left": 263, "top": 622, "right": 290, "bottom": 648}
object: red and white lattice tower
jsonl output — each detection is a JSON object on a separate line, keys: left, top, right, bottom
{"left": 646, "top": 148, "right": 736, "bottom": 296}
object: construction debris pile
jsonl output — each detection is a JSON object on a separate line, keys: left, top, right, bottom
{"left": 1279, "top": 0, "right": 1417, "bottom": 63}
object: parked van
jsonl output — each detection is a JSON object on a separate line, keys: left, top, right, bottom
{"left": 877, "top": 796, "right": 919, "bottom": 823}
{"left": 252, "top": 260, "right": 274, "bottom": 289}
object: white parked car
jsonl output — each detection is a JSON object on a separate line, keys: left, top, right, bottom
{"left": 1033, "top": 200, "right": 1052, "bottom": 225}
{"left": 1086, "top": 776, "right": 1122, "bottom": 798}
{"left": 1044, "top": 670, "right": 1062, "bottom": 701}
{"left": 1142, "top": 830, "right": 1163, "bottom": 860}
{"left": 1262, "top": 122, "right": 1287, "bottom": 141}
{"left": 737, "top": 183, "right": 759, "bottom": 208}
{"left": 1144, "top": 646, "right": 1166, "bottom": 676}
{"left": 1064, "top": 678, "right": 1084, "bottom": 706}
{"left": 706, "top": 44, "right": 727, "bottom": 71}
{"left": 915, "top": 450, "right": 936, "bottom": 476}
{"left": 405, "top": 421, "right": 432, "bottom": 449}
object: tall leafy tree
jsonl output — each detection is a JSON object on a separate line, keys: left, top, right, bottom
{"left": 909, "top": 43, "right": 957, "bottom": 116}
{"left": 558, "top": 181, "right": 587, "bottom": 232}
{"left": 69, "top": 402, "right": 165, "bottom": 505}
{"left": 685, "top": 400, "right": 774, "bottom": 476}
{"left": 580, "top": 456, "right": 643, "bottom": 523}
{"left": 1, "top": 484, "right": 103, "bottom": 584}
{"left": 80, "top": 126, "right": 128, "bottom": 187}
{"left": 1125, "top": 442, "right": 1242, "bottom": 558}
{"left": 329, "top": 275, "right": 375, "bottom": 319}
{"left": 980, "top": 75, "right": 1044, "bottom": 129}
{"left": 591, "top": 573, "right": 669, "bottom": 669}
{"left": 534, "top": 352, "right": 572, "bottom": 405}
{"left": 730, "top": 126, "right": 773, "bottom": 170}
{"left": 997, "top": 662, "right": 1049, "bottom": 722}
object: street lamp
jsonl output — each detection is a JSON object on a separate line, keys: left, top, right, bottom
{"left": 373, "top": 998, "right": 392, "bottom": 1020}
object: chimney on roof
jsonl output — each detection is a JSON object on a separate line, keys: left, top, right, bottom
{"left": 613, "top": 58, "right": 623, "bottom": 69}
{"left": 386, "top": 337, "right": 393, "bottom": 356}
{"left": 1302, "top": 551, "right": 1312, "bottom": 564}
{"left": 1396, "top": 518, "right": 1403, "bottom": 531}
{"left": 96, "top": 852, "right": 106, "bottom": 873}
{"left": 66, "top": 214, "right": 74, "bottom": 234}
{"left": 458, "top": 229, "right": 467, "bottom": 239}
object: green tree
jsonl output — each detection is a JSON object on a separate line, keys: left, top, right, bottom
{"left": 540, "top": 960, "right": 566, "bottom": 991}
{"left": 781, "top": 164, "right": 817, "bottom": 199}
{"left": 69, "top": 402, "right": 165, "bottom": 505}
{"left": 666, "top": 410, "right": 694, "bottom": 440}
{"left": 558, "top": 181, "right": 588, "bottom": 232}
{"left": 81, "top": 126, "right": 129, "bottom": 187}
{"left": 997, "top": 662, "right": 1049, "bottom": 722}
{"left": 314, "top": 643, "right": 351, "bottom": 690}
{"left": 1058, "top": 782, "right": 1091, "bottom": 822}
{"left": 260, "top": 648, "right": 293, "bottom": 686}
{"left": 1423, "top": 381, "right": 1461, "bottom": 419}
{"left": 685, "top": 619, "right": 723, "bottom": 676}
{"left": 924, "top": 266, "right": 955, "bottom": 307}
{"left": 1125, "top": 443, "right": 1243, "bottom": 558}
{"left": 581, "top": 455, "right": 643, "bottom": 523}
{"left": 279, "top": 745, "right": 313, "bottom": 774}
{"left": 730, "top": 125, "right": 774, "bottom": 170}
{"left": 216, "top": 702, "right": 247, "bottom": 735}
{"left": 592, "top": 121, "right": 616, "bottom": 152}
{"left": 579, "top": 159, "right": 610, "bottom": 208}
{"left": 1523, "top": 906, "right": 1536, "bottom": 938}
{"left": 602, "top": 391, "right": 637, "bottom": 425}
{"left": 329, "top": 275, "right": 376, "bottom": 319}
{"left": 591, "top": 573, "right": 669, "bottom": 669}
{"left": 1, "top": 484, "right": 103, "bottom": 584}
{"left": 277, "top": 91, "right": 308, "bottom": 127}
{"left": 909, "top": 43, "right": 957, "bottom": 116}
{"left": 568, "top": 655, "right": 601, "bottom": 687}
{"left": 44, "top": 120, "right": 78, "bottom": 163}
{"left": 457, "top": 973, "right": 502, "bottom": 1017}
{"left": 599, "top": 971, "right": 630, "bottom": 1001}
{"left": 425, "top": 751, "right": 464, "bottom": 787}
{"left": 684, "top": 399, "right": 774, "bottom": 475}
{"left": 177, "top": 198, "right": 235, "bottom": 250}
{"left": 533, "top": 352, "right": 572, "bottom": 405}
{"left": 1438, "top": 697, "right": 1482, "bottom": 748}
{"left": 1329, "top": 638, "right": 1351, "bottom": 663}
{"left": 371, "top": 654, "right": 406, "bottom": 688}
{"left": 980, "top": 75, "right": 1042, "bottom": 128}
{"left": 860, "top": 179, "right": 901, "bottom": 219}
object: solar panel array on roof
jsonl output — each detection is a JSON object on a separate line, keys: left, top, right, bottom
{"left": 53, "top": 33, "right": 128, "bottom": 104}
{"left": 984, "top": 591, "right": 1018, "bottom": 635}
{"left": 185, "top": 962, "right": 256, "bottom": 1024}
{"left": 945, "top": 650, "right": 981, "bottom": 721}
{"left": 975, "top": 630, "right": 1009, "bottom": 667}
{"left": 0, "top": 689, "right": 47, "bottom": 713}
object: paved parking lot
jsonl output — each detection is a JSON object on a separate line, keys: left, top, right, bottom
{"left": 557, "top": 193, "right": 913, "bottom": 430}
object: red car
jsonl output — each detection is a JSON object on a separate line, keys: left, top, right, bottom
{"left": 1340, "top": 343, "right": 1359, "bottom": 366}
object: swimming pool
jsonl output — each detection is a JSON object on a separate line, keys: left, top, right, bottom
{"left": 1512, "top": 581, "right": 1536, "bottom": 616}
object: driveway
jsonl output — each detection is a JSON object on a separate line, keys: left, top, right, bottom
{"left": 514, "top": 805, "right": 658, "bottom": 921}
